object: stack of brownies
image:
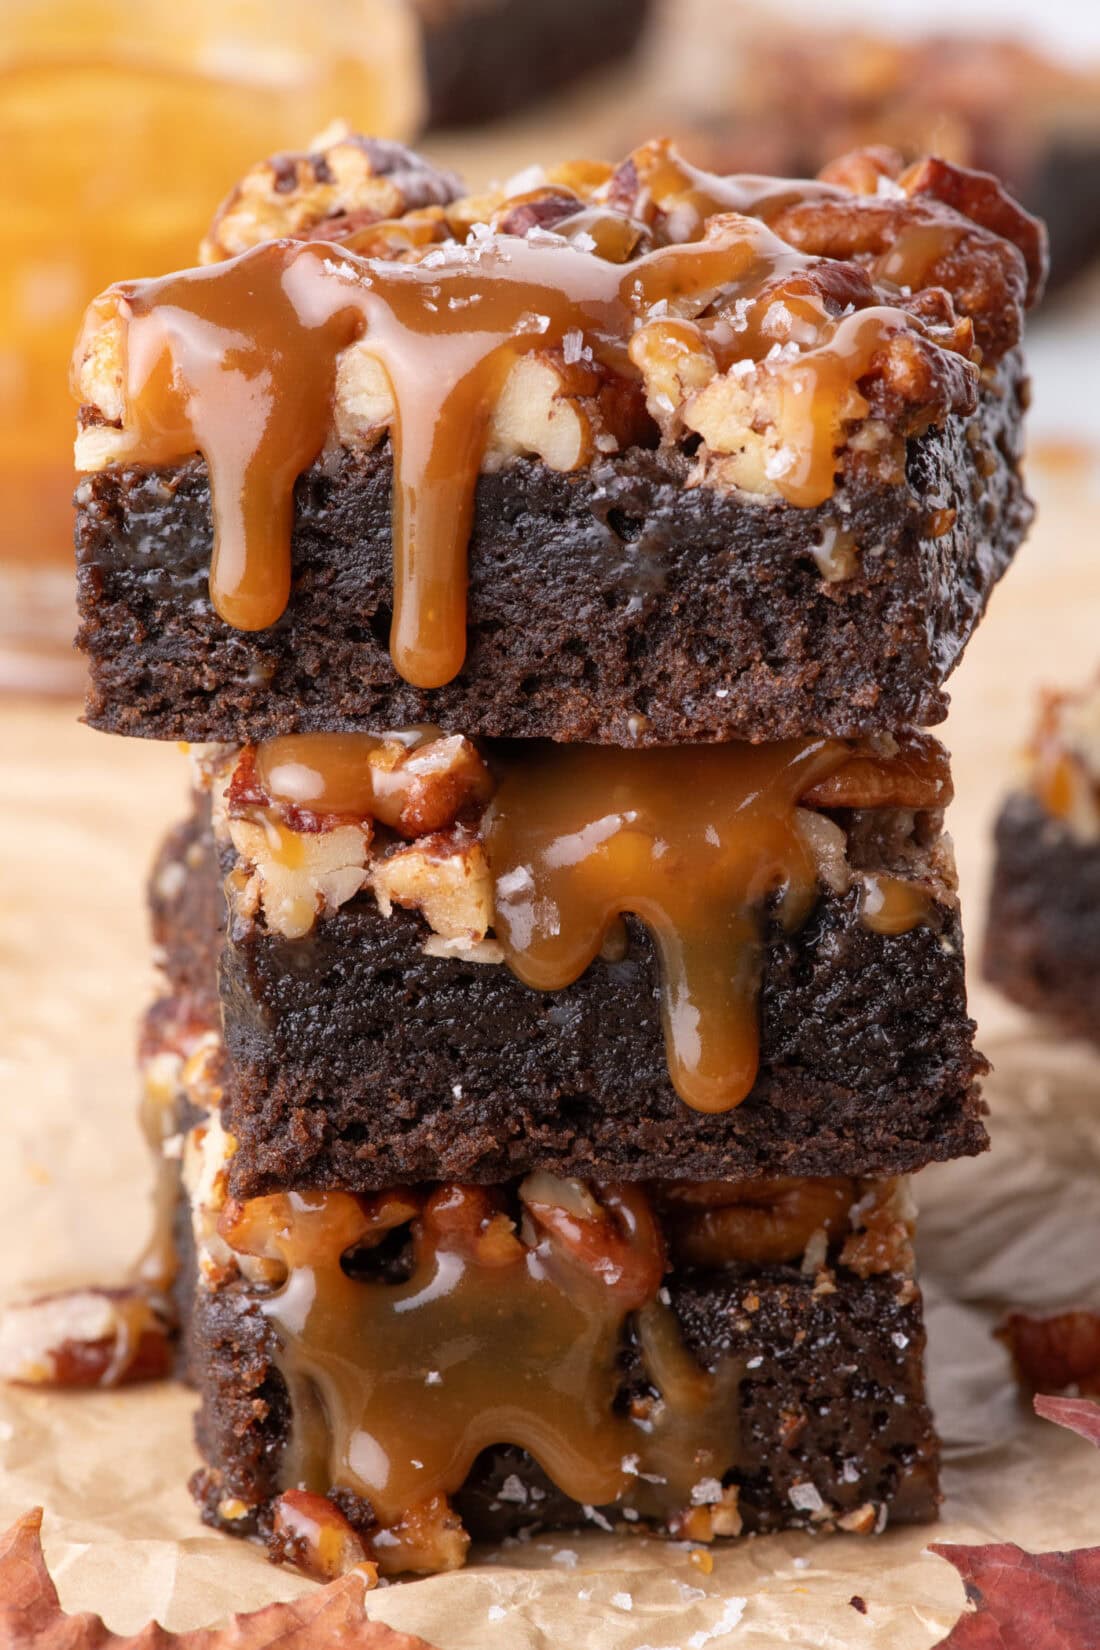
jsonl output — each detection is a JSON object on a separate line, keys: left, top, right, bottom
{"left": 63, "top": 131, "right": 1044, "bottom": 1578}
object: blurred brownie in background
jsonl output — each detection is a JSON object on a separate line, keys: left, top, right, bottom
{"left": 985, "top": 673, "right": 1100, "bottom": 1040}
{"left": 415, "top": 0, "right": 653, "bottom": 127}
{"left": 648, "top": 4, "right": 1100, "bottom": 291}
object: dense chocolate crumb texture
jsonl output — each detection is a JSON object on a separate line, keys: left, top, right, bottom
{"left": 195, "top": 723, "right": 976, "bottom": 1131}
{"left": 72, "top": 130, "right": 1044, "bottom": 739}
{"left": 147, "top": 1003, "right": 931, "bottom": 1579}
{"left": 983, "top": 671, "right": 1100, "bottom": 1040}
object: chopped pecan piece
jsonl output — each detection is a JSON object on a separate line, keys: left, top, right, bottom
{"left": 269, "top": 1490, "right": 378, "bottom": 1583}
{"left": 519, "top": 1175, "right": 666, "bottom": 1308}
{"left": 804, "top": 731, "right": 953, "bottom": 810}
{"left": 839, "top": 1180, "right": 916, "bottom": 1278}
{"left": 658, "top": 1178, "right": 856, "bottom": 1267}
{"left": 369, "top": 1494, "right": 470, "bottom": 1577}
{"left": 0, "top": 1286, "right": 173, "bottom": 1388}
{"left": 899, "top": 155, "right": 1047, "bottom": 309}
{"left": 485, "top": 350, "right": 650, "bottom": 472}
{"left": 371, "top": 827, "right": 494, "bottom": 947}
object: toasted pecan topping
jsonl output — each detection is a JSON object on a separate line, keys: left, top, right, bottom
{"left": 202, "top": 129, "right": 462, "bottom": 264}
{"left": 658, "top": 1177, "right": 857, "bottom": 1267}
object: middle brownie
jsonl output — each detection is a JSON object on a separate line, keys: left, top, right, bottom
{"left": 153, "top": 728, "right": 987, "bottom": 1195}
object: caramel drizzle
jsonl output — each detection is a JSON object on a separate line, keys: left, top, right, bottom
{"left": 93, "top": 202, "right": 927, "bottom": 687}
{"left": 222, "top": 1180, "right": 739, "bottom": 1529}
{"left": 484, "top": 738, "right": 851, "bottom": 1113}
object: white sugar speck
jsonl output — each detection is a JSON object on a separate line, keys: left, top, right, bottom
{"left": 611, "top": 1591, "right": 634, "bottom": 1611}
{"left": 687, "top": 1597, "right": 747, "bottom": 1646}
{"left": 552, "top": 1548, "right": 579, "bottom": 1568}
{"left": 764, "top": 445, "right": 797, "bottom": 480}
{"left": 487, "top": 1604, "right": 507, "bottom": 1623}
{"left": 690, "top": 1477, "right": 723, "bottom": 1506}
{"left": 425, "top": 1370, "right": 442, "bottom": 1385}
{"left": 789, "top": 1481, "right": 825, "bottom": 1513}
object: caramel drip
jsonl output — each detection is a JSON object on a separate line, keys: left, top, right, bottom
{"left": 484, "top": 739, "right": 850, "bottom": 1113}
{"left": 222, "top": 1180, "right": 739, "bottom": 1529}
{"left": 91, "top": 207, "right": 923, "bottom": 686}
{"left": 858, "top": 873, "right": 934, "bottom": 935}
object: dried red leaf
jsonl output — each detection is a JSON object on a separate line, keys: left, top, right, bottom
{"left": 929, "top": 1542, "right": 1100, "bottom": 1649}
{"left": 0, "top": 1507, "right": 438, "bottom": 1649}
{"left": 1034, "top": 1393, "right": 1100, "bottom": 1450}
{"left": 929, "top": 1392, "right": 1100, "bottom": 1648}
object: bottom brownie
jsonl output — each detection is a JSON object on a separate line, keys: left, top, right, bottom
{"left": 984, "top": 792, "right": 1100, "bottom": 1042}
{"left": 188, "top": 1253, "right": 938, "bottom": 1575}
{"left": 171, "top": 1047, "right": 938, "bottom": 1579}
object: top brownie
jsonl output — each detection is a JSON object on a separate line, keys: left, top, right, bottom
{"left": 72, "top": 132, "right": 1045, "bottom": 745}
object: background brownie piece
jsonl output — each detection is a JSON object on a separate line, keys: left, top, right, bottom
{"left": 417, "top": 0, "right": 653, "bottom": 128}
{"left": 77, "top": 353, "right": 1031, "bottom": 747}
{"left": 187, "top": 1257, "right": 939, "bottom": 1549}
{"left": 984, "top": 792, "right": 1100, "bottom": 1043}
{"left": 153, "top": 807, "right": 987, "bottom": 1194}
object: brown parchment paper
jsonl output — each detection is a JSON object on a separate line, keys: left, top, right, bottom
{"left": 2, "top": 348, "right": 1100, "bottom": 1645}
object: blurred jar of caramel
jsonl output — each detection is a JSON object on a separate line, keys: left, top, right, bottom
{"left": 0, "top": 0, "right": 423, "bottom": 692}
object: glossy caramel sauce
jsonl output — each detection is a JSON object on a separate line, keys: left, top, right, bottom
{"left": 247, "top": 725, "right": 493, "bottom": 836}
{"left": 484, "top": 739, "right": 851, "bottom": 1112}
{"left": 233, "top": 729, "right": 943, "bottom": 1113}
{"left": 81, "top": 153, "right": 953, "bottom": 688}
{"left": 221, "top": 1179, "right": 740, "bottom": 1532}
{"left": 858, "top": 873, "right": 934, "bottom": 935}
